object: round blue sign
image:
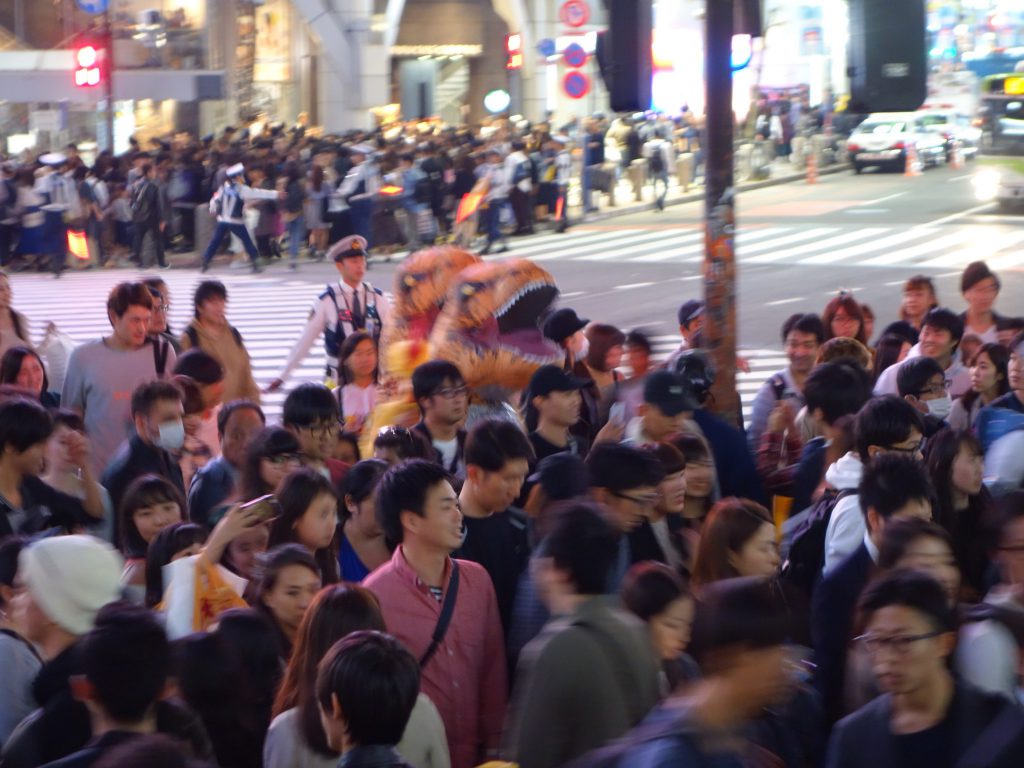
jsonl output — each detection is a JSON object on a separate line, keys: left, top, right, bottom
{"left": 538, "top": 38, "right": 557, "bottom": 58}
{"left": 563, "top": 71, "right": 590, "bottom": 99}
{"left": 563, "top": 43, "right": 588, "bottom": 69}
{"left": 77, "top": 0, "right": 109, "bottom": 14}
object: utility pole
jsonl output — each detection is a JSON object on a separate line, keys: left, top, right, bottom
{"left": 703, "top": 0, "right": 740, "bottom": 425}
{"left": 103, "top": 7, "right": 114, "bottom": 152}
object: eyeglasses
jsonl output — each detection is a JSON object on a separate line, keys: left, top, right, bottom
{"left": 267, "top": 452, "right": 302, "bottom": 465}
{"left": 918, "top": 382, "right": 950, "bottom": 396}
{"left": 854, "top": 631, "right": 942, "bottom": 656}
{"left": 433, "top": 386, "right": 468, "bottom": 399}
{"left": 152, "top": 304, "right": 169, "bottom": 313}
{"left": 304, "top": 421, "right": 339, "bottom": 439}
{"left": 887, "top": 442, "right": 923, "bottom": 455}
{"left": 611, "top": 491, "right": 660, "bottom": 507}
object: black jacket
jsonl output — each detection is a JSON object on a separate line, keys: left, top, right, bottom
{"left": 339, "top": 745, "right": 414, "bottom": 768}
{"left": 100, "top": 434, "right": 185, "bottom": 546}
{"left": 826, "top": 680, "right": 1024, "bottom": 768}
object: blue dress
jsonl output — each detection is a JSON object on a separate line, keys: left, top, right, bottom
{"left": 338, "top": 534, "right": 370, "bottom": 582}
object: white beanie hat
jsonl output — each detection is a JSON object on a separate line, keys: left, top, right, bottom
{"left": 20, "top": 535, "right": 124, "bottom": 636}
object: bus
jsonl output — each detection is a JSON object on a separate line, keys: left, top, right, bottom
{"left": 978, "top": 73, "right": 1024, "bottom": 154}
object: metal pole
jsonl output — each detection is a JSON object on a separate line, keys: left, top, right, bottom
{"left": 703, "top": 0, "right": 740, "bottom": 425}
{"left": 104, "top": 8, "right": 114, "bottom": 152}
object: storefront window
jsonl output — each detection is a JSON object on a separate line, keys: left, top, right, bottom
{"left": 109, "top": 0, "right": 208, "bottom": 70}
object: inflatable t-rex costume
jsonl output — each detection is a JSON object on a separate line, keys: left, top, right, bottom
{"left": 362, "top": 247, "right": 562, "bottom": 453}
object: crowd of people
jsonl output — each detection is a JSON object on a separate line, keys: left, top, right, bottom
{"left": 1, "top": 159, "right": 1024, "bottom": 768}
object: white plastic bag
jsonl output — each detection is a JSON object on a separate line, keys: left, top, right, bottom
{"left": 160, "top": 554, "right": 248, "bottom": 640}
{"left": 36, "top": 322, "right": 77, "bottom": 392}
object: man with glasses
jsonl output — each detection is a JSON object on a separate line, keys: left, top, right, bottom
{"left": 827, "top": 570, "right": 1024, "bottom": 767}
{"left": 411, "top": 361, "right": 469, "bottom": 483}
{"left": 813, "top": 453, "right": 934, "bottom": 726}
{"left": 281, "top": 383, "right": 348, "bottom": 485}
{"left": 585, "top": 442, "right": 665, "bottom": 590}
{"left": 822, "top": 396, "right": 926, "bottom": 575}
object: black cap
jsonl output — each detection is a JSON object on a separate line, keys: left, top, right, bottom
{"left": 643, "top": 370, "right": 699, "bottom": 416}
{"left": 527, "top": 453, "right": 588, "bottom": 501}
{"left": 529, "top": 365, "right": 588, "bottom": 397}
{"left": 542, "top": 308, "right": 589, "bottom": 343}
{"left": 677, "top": 300, "right": 704, "bottom": 328}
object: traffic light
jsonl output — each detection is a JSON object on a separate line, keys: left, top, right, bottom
{"left": 74, "top": 43, "right": 104, "bottom": 88}
{"left": 596, "top": 0, "right": 652, "bottom": 113}
{"left": 506, "top": 33, "right": 523, "bottom": 71}
{"left": 847, "top": 0, "right": 927, "bottom": 112}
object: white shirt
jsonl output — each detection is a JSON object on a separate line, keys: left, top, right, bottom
{"left": 873, "top": 344, "right": 972, "bottom": 399}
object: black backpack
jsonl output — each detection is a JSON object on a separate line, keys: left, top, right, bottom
{"left": 780, "top": 487, "right": 855, "bottom": 599}
{"left": 649, "top": 149, "right": 665, "bottom": 174}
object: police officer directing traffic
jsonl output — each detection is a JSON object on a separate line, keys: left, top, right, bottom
{"left": 268, "top": 234, "right": 391, "bottom": 391}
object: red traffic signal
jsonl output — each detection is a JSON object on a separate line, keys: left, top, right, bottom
{"left": 506, "top": 33, "right": 523, "bottom": 70}
{"left": 74, "top": 45, "right": 103, "bottom": 88}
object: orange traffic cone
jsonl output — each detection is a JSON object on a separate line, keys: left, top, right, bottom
{"left": 904, "top": 143, "right": 922, "bottom": 177}
{"left": 949, "top": 139, "right": 963, "bottom": 169}
{"left": 807, "top": 150, "right": 818, "bottom": 184}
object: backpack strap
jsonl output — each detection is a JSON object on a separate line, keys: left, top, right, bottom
{"left": 231, "top": 326, "right": 243, "bottom": 347}
{"left": 185, "top": 326, "right": 199, "bottom": 349}
{"left": 420, "top": 560, "right": 460, "bottom": 668}
{"left": 151, "top": 337, "right": 169, "bottom": 377}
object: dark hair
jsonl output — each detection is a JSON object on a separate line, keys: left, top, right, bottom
{"left": 961, "top": 260, "right": 1000, "bottom": 294}
{"left": 922, "top": 308, "right": 965, "bottom": 348}
{"left": 464, "top": 419, "right": 535, "bottom": 472}
{"left": 338, "top": 332, "right": 377, "bottom": 386}
{"left": 671, "top": 433, "right": 711, "bottom": 465}
{"left": 645, "top": 441, "right": 686, "bottom": 477}
{"left": 901, "top": 275, "right": 939, "bottom": 315}
{"left": 692, "top": 498, "right": 774, "bottom": 587}
{"left": 817, "top": 338, "right": 871, "bottom": 368}
{"left": 239, "top": 427, "right": 301, "bottom": 501}
{"left": 173, "top": 349, "right": 225, "bottom": 386}
{"left": 268, "top": 468, "right": 340, "bottom": 583}
{"left": 412, "top": 360, "right": 464, "bottom": 403}
{"left": 804, "top": 360, "right": 872, "bottom": 426}
{"left": 586, "top": 441, "right": 665, "bottom": 493}
{"left": 880, "top": 320, "right": 920, "bottom": 347}
{"left": 624, "top": 329, "right": 653, "bottom": 355}
{"left": 315, "top": 631, "right": 420, "bottom": 748}
{"left": 543, "top": 501, "right": 621, "bottom": 595}
{"left": 854, "top": 395, "right": 926, "bottom": 462}
{"left": 0, "top": 536, "right": 26, "bottom": 610}
{"left": 193, "top": 280, "right": 228, "bottom": 316}
{"left": 51, "top": 408, "right": 85, "bottom": 433}
{"left": 584, "top": 323, "right": 626, "bottom": 372}
{"left": 877, "top": 518, "right": 954, "bottom": 571}
{"left": 0, "top": 346, "right": 49, "bottom": 396}
{"left": 217, "top": 399, "right": 265, "bottom": 437}
{"left": 621, "top": 562, "right": 690, "bottom": 621}
{"left": 282, "top": 383, "right": 337, "bottom": 428}
{"left": 107, "top": 281, "right": 154, "bottom": 319}
{"left": 275, "top": 585, "right": 386, "bottom": 756}
{"left": 171, "top": 376, "right": 203, "bottom": 416}
{"left": 688, "top": 577, "right": 790, "bottom": 670}
{"left": 0, "top": 398, "right": 53, "bottom": 453}
{"left": 339, "top": 459, "right": 389, "bottom": 524}
{"left": 782, "top": 313, "right": 826, "bottom": 345}
{"left": 961, "top": 343, "right": 1010, "bottom": 412}
{"left": 873, "top": 334, "right": 910, "bottom": 382}
{"left": 858, "top": 452, "right": 934, "bottom": 522}
{"left": 858, "top": 568, "right": 956, "bottom": 634}
{"left": 822, "top": 293, "right": 867, "bottom": 344}
{"left": 82, "top": 602, "right": 170, "bottom": 723}
{"left": 375, "top": 459, "right": 452, "bottom": 549}
{"left": 92, "top": 733, "right": 203, "bottom": 768}
{"left": 130, "top": 379, "right": 182, "bottom": 418}
{"left": 215, "top": 608, "right": 284, "bottom": 718}
{"left": 144, "top": 522, "right": 208, "bottom": 608}
{"left": 372, "top": 425, "right": 432, "bottom": 461}
{"left": 896, "top": 356, "right": 945, "bottom": 398}
{"left": 118, "top": 475, "right": 187, "bottom": 557}
{"left": 255, "top": 543, "right": 321, "bottom": 602}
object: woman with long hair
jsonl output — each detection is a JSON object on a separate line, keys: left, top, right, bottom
{"left": 264, "top": 583, "right": 450, "bottom": 768}
{"left": 691, "top": 498, "right": 780, "bottom": 588}
{"left": 117, "top": 474, "right": 187, "bottom": 601}
{"left": 0, "top": 346, "right": 56, "bottom": 406}
{"left": 0, "top": 270, "right": 33, "bottom": 360}
{"left": 948, "top": 343, "right": 1010, "bottom": 431}
{"left": 335, "top": 331, "right": 377, "bottom": 436}
{"left": 268, "top": 468, "right": 341, "bottom": 585}
{"left": 337, "top": 458, "right": 390, "bottom": 582}
{"left": 210, "top": 426, "right": 302, "bottom": 527}
{"left": 251, "top": 543, "right": 323, "bottom": 660}
{"left": 822, "top": 292, "right": 868, "bottom": 346}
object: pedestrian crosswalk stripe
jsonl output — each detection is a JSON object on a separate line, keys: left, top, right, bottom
{"left": 735, "top": 227, "right": 842, "bottom": 259}
{"left": 859, "top": 230, "right": 969, "bottom": 266}
{"left": 918, "top": 228, "right": 1024, "bottom": 269}
{"left": 797, "top": 227, "right": 933, "bottom": 265}
{"left": 748, "top": 227, "right": 890, "bottom": 264}
{"left": 574, "top": 230, "right": 705, "bottom": 261}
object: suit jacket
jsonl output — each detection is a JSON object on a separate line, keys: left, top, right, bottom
{"left": 826, "top": 680, "right": 1024, "bottom": 768}
{"left": 811, "top": 542, "right": 875, "bottom": 725}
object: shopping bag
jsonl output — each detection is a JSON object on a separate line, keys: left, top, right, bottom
{"left": 160, "top": 555, "right": 248, "bottom": 639}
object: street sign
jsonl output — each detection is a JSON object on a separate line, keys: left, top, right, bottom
{"left": 77, "top": 0, "right": 109, "bottom": 14}
{"left": 563, "top": 71, "right": 591, "bottom": 99}
{"left": 563, "top": 42, "right": 588, "bottom": 68}
{"left": 538, "top": 38, "right": 557, "bottom": 58}
{"left": 559, "top": 0, "right": 590, "bottom": 28}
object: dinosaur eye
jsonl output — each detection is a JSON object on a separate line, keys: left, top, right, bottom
{"left": 461, "top": 283, "right": 481, "bottom": 298}
{"left": 403, "top": 275, "right": 417, "bottom": 288}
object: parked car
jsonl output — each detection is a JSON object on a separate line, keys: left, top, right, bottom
{"left": 917, "top": 107, "right": 982, "bottom": 161}
{"left": 846, "top": 113, "right": 947, "bottom": 173}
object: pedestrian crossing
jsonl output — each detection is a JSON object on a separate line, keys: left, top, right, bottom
{"left": 8, "top": 270, "right": 781, "bottom": 424}
{"left": 478, "top": 221, "right": 1024, "bottom": 271}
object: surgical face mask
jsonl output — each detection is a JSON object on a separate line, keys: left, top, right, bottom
{"left": 926, "top": 394, "right": 953, "bottom": 421}
{"left": 576, "top": 334, "right": 590, "bottom": 361}
{"left": 156, "top": 420, "right": 186, "bottom": 452}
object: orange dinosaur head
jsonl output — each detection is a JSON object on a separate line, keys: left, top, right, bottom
{"left": 428, "top": 258, "right": 562, "bottom": 391}
{"left": 389, "top": 246, "right": 481, "bottom": 343}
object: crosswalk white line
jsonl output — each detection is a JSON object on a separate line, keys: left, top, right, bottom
{"left": 734, "top": 227, "right": 841, "bottom": 259}
{"left": 858, "top": 230, "right": 971, "bottom": 266}
{"left": 573, "top": 230, "right": 704, "bottom": 261}
{"left": 917, "top": 228, "right": 1024, "bottom": 268}
{"left": 630, "top": 226, "right": 792, "bottom": 263}
{"left": 527, "top": 229, "right": 683, "bottom": 261}
{"left": 797, "top": 227, "right": 937, "bottom": 266}
{"left": 747, "top": 227, "right": 890, "bottom": 264}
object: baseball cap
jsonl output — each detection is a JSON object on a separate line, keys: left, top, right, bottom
{"left": 643, "top": 370, "right": 699, "bottom": 416}
{"left": 226, "top": 162, "right": 246, "bottom": 178}
{"left": 527, "top": 453, "right": 589, "bottom": 501}
{"left": 529, "top": 365, "right": 588, "bottom": 398}
{"left": 329, "top": 235, "right": 369, "bottom": 262}
{"left": 677, "top": 300, "right": 704, "bottom": 328}
{"left": 542, "top": 308, "right": 589, "bottom": 343}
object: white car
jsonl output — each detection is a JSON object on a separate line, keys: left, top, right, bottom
{"left": 846, "top": 113, "right": 947, "bottom": 174}
{"left": 916, "top": 108, "right": 982, "bottom": 160}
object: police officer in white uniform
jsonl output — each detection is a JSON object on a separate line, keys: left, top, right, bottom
{"left": 200, "top": 163, "right": 280, "bottom": 274}
{"left": 268, "top": 235, "right": 391, "bottom": 390}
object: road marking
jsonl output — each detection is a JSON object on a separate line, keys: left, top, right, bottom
{"left": 765, "top": 297, "right": 806, "bottom": 306}
{"left": 749, "top": 227, "right": 888, "bottom": 264}
{"left": 733, "top": 227, "right": 841, "bottom": 259}
{"left": 614, "top": 282, "right": 655, "bottom": 290}
{"left": 844, "top": 208, "right": 888, "bottom": 214}
{"left": 574, "top": 230, "right": 703, "bottom": 261}
{"left": 921, "top": 202, "right": 995, "bottom": 228}
{"left": 799, "top": 228, "right": 935, "bottom": 265}
{"left": 858, "top": 192, "right": 906, "bottom": 206}
{"left": 860, "top": 230, "right": 969, "bottom": 266}
{"left": 949, "top": 174, "right": 974, "bottom": 182}
{"left": 918, "top": 229, "right": 1024, "bottom": 268}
